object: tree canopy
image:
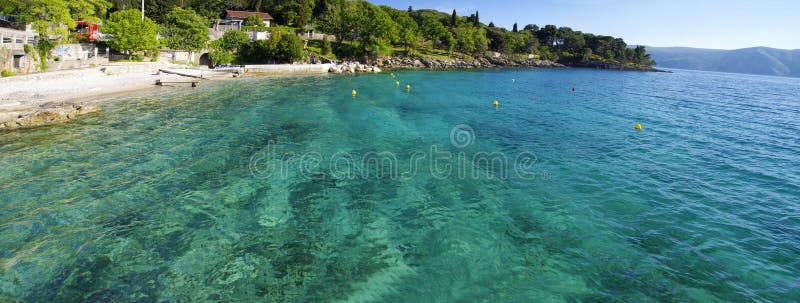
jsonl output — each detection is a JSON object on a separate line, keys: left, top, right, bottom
{"left": 1, "top": 0, "right": 111, "bottom": 40}
{"left": 6, "top": 0, "right": 654, "bottom": 66}
{"left": 103, "top": 9, "right": 158, "bottom": 56}
{"left": 162, "top": 7, "right": 210, "bottom": 51}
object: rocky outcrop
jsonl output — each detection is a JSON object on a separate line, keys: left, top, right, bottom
{"left": 325, "top": 57, "right": 562, "bottom": 74}
{"left": 328, "top": 61, "right": 382, "bottom": 74}
{"left": 0, "top": 102, "right": 101, "bottom": 131}
{"left": 324, "top": 56, "right": 665, "bottom": 73}
{"left": 569, "top": 61, "right": 668, "bottom": 72}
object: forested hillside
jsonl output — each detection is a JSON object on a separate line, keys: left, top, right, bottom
{"left": 648, "top": 46, "right": 800, "bottom": 77}
{"left": 1, "top": 0, "right": 655, "bottom": 66}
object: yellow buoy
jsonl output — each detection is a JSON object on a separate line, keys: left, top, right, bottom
{"left": 406, "top": 84, "right": 411, "bottom": 92}
{"left": 395, "top": 81, "right": 400, "bottom": 87}
{"left": 493, "top": 100, "right": 499, "bottom": 107}
{"left": 635, "top": 123, "right": 642, "bottom": 130}
{"left": 352, "top": 89, "right": 357, "bottom": 97}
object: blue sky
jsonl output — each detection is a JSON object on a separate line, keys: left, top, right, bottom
{"left": 370, "top": 0, "right": 800, "bottom": 50}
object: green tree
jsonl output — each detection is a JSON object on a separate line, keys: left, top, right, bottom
{"left": 523, "top": 24, "right": 538, "bottom": 32}
{"left": 189, "top": 0, "right": 228, "bottom": 20}
{"left": 104, "top": 9, "right": 158, "bottom": 58}
{"left": 453, "top": 25, "right": 487, "bottom": 57}
{"left": 142, "top": 0, "right": 181, "bottom": 24}
{"left": 209, "top": 30, "right": 248, "bottom": 65}
{"left": 453, "top": 25, "right": 475, "bottom": 56}
{"left": 240, "top": 29, "right": 304, "bottom": 63}
{"left": 3, "top": 0, "right": 110, "bottom": 40}
{"left": 275, "top": 30, "right": 304, "bottom": 62}
{"left": 382, "top": 5, "right": 420, "bottom": 55}
{"left": 265, "top": 0, "right": 314, "bottom": 26}
{"left": 441, "top": 30, "right": 455, "bottom": 54}
{"left": 473, "top": 27, "right": 489, "bottom": 55}
{"left": 485, "top": 27, "right": 506, "bottom": 52}
{"left": 522, "top": 31, "right": 539, "bottom": 54}
{"left": 243, "top": 14, "right": 264, "bottom": 26}
{"left": 580, "top": 48, "right": 592, "bottom": 63}
{"left": 319, "top": 0, "right": 358, "bottom": 45}
{"left": 353, "top": 1, "right": 398, "bottom": 56}
{"left": 68, "top": 0, "right": 112, "bottom": 22}
{"left": 537, "top": 25, "right": 558, "bottom": 47}
{"left": 162, "top": 7, "right": 210, "bottom": 51}
{"left": 321, "top": 36, "right": 332, "bottom": 55}
{"left": 512, "top": 22, "right": 518, "bottom": 32}
{"left": 450, "top": 9, "right": 456, "bottom": 27}
{"left": 419, "top": 15, "right": 447, "bottom": 48}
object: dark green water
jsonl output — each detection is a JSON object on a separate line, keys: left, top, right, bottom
{"left": 1, "top": 69, "right": 799, "bottom": 302}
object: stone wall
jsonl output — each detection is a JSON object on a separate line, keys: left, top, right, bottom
{"left": 0, "top": 46, "right": 40, "bottom": 74}
{"left": 0, "top": 47, "right": 11, "bottom": 72}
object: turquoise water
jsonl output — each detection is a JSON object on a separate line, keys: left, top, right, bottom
{"left": 1, "top": 68, "right": 799, "bottom": 302}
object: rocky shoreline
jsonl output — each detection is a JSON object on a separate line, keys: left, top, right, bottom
{"left": 374, "top": 56, "right": 566, "bottom": 69}
{"left": 325, "top": 56, "right": 663, "bottom": 73}
{"left": 0, "top": 102, "right": 101, "bottom": 131}
{"left": 569, "top": 61, "right": 669, "bottom": 72}
{"left": 325, "top": 56, "right": 564, "bottom": 74}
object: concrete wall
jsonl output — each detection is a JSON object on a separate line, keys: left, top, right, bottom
{"left": 244, "top": 63, "right": 333, "bottom": 74}
{"left": 159, "top": 50, "right": 204, "bottom": 65}
{"left": 299, "top": 32, "right": 337, "bottom": 41}
{"left": 53, "top": 43, "right": 103, "bottom": 61}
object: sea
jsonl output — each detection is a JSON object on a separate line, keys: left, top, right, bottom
{"left": 1, "top": 68, "right": 798, "bottom": 302}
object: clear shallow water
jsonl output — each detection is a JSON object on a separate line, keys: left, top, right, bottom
{"left": 1, "top": 68, "right": 799, "bottom": 302}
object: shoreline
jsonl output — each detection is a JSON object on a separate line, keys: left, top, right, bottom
{"left": 0, "top": 62, "right": 237, "bottom": 131}
{"left": 0, "top": 61, "right": 663, "bottom": 131}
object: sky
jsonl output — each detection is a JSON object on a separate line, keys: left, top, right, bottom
{"left": 369, "top": 0, "right": 800, "bottom": 50}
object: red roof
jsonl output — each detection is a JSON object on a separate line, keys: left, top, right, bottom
{"left": 225, "top": 10, "right": 273, "bottom": 20}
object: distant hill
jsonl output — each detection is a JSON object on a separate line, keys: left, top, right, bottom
{"left": 646, "top": 46, "right": 800, "bottom": 77}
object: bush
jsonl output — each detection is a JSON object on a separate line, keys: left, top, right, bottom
{"left": 275, "top": 32, "right": 304, "bottom": 62}
{"left": 243, "top": 14, "right": 264, "bottom": 27}
{"left": 241, "top": 31, "right": 305, "bottom": 63}
{"left": 1, "top": 70, "right": 14, "bottom": 77}
{"left": 208, "top": 30, "right": 249, "bottom": 66}
{"left": 162, "top": 7, "right": 209, "bottom": 51}
{"left": 36, "top": 40, "right": 55, "bottom": 70}
{"left": 23, "top": 44, "right": 32, "bottom": 54}
{"left": 321, "top": 37, "right": 332, "bottom": 55}
{"left": 145, "top": 48, "right": 160, "bottom": 59}
{"left": 132, "top": 54, "right": 145, "bottom": 62}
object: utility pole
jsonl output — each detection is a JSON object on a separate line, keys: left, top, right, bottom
{"left": 141, "top": 0, "right": 145, "bottom": 22}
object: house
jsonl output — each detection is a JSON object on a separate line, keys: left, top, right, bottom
{"left": 0, "top": 16, "right": 39, "bottom": 73}
{"left": 223, "top": 10, "right": 273, "bottom": 27}
{"left": 210, "top": 10, "right": 275, "bottom": 41}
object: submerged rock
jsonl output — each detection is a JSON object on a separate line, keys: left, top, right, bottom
{"left": 0, "top": 102, "right": 101, "bottom": 130}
